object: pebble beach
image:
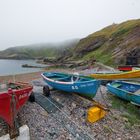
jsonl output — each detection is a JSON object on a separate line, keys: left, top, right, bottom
{"left": 0, "top": 70, "right": 140, "bottom": 140}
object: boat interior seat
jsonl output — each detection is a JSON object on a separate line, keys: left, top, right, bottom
{"left": 113, "top": 83, "right": 122, "bottom": 88}
{"left": 54, "top": 76, "right": 71, "bottom": 81}
{"left": 78, "top": 78, "right": 87, "bottom": 82}
{"left": 0, "top": 83, "right": 22, "bottom": 93}
{"left": 8, "top": 83, "right": 21, "bottom": 89}
{"left": 133, "top": 89, "right": 140, "bottom": 95}
{"left": 49, "top": 76, "right": 61, "bottom": 80}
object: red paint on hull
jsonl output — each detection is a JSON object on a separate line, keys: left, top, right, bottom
{"left": 0, "top": 82, "right": 33, "bottom": 128}
{"left": 118, "top": 65, "right": 140, "bottom": 71}
{"left": 118, "top": 66, "right": 132, "bottom": 71}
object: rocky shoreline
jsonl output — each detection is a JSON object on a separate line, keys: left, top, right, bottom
{"left": 22, "top": 64, "right": 47, "bottom": 68}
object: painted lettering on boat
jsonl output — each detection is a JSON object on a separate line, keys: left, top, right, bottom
{"left": 19, "top": 92, "right": 31, "bottom": 100}
{"left": 72, "top": 83, "right": 95, "bottom": 90}
{"left": 80, "top": 83, "right": 94, "bottom": 87}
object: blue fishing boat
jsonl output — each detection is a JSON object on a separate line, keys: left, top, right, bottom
{"left": 107, "top": 81, "right": 140, "bottom": 105}
{"left": 41, "top": 72, "right": 100, "bottom": 98}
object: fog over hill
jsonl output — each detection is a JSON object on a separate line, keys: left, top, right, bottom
{"left": 0, "top": 39, "right": 79, "bottom": 59}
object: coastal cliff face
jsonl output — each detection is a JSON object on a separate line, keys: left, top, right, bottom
{"left": 0, "top": 19, "right": 140, "bottom": 66}
{"left": 71, "top": 19, "right": 140, "bottom": 66}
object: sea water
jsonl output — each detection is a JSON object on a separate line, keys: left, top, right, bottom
{"left": 0, "top": 59, "right": 46, "bottom": 76}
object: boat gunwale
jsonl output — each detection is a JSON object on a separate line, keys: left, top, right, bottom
{"left": 95, "top": 70, "right": 140, "bottom": 75}
{"left": 0, "top": 82, "right": 33, "bottom": 96}
{"left": 41, "top": 73, "right": 97, "bottom": 85}
{"left": 108, "top": 81, "right": 140, "bottom": 96}
{"left": 90, "top": 70, "right": 140, "bottom": 79}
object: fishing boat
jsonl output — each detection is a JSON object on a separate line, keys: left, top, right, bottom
{"left": 0, "top": 82, "right": 33, "bottom": 129}
{"left": 133, "top": 67, "right": 140, "bottom": 70}
{"left": 107, "top": 81, "right": 140, "bottom": 105}
{"left": 41, "top": 72, "right": 100, "bottom": 98}
{"left": 118, "top": 65, "right": 133, "bottom": 71}
{"left": 118, "top": 65, "right": 140, "bottom": 71}
{"left": 90, "top": 70, "right": 140, "bottom": 80}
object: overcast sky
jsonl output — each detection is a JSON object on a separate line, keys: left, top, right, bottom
{"left": 0, "top": 0, "right": 139, "bottom": 50}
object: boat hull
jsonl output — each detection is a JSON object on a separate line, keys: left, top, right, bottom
{"left": 42, "top": 72, "right": 100, "bottom": 98}
{"left": 0, "top": 82, "right": 33, "bottom": 127}
{"left": 118, "top": 65, "right": 140, "bottom": 71}
{"left": 90, "top": 70, "right": 140, "bottom": 80}
{"left": 107, "top": 81, "right": 140, "bottom": 105}
{"left": 118, "top": 66, "right": 132, "bottom": 71}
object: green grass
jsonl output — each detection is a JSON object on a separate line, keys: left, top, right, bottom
{"left": 88, "top": 19, "right": 140, "bottom": 38}
{"left": 74, "top": 19, "right": 140, "bottom": 66}
{"left": 112, "top": 28, "right": 130, "bottom": 37}
{"left": 110, "top": 95, "right": 140, "bottom": 126}
{"left": 82, "top": 48, "right": 115, "bottom": 66}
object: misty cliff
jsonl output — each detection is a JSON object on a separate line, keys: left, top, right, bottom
{"left": 0, "top": 40, "right": 79, "bottom": 60}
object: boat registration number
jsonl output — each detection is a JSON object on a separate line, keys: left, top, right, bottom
{"left": 72, "top": 86, "right": 79, "bottom": 90}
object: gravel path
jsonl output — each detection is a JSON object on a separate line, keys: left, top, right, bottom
{"left": 0, "top": 119, "right": 8, "bottom": 137}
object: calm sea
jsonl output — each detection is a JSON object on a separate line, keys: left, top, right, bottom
{"left": 0, "top": 59, "right": 46, "bottom": 76}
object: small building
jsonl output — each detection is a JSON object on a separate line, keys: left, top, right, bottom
{"left": 126, "top": 48, "right": 140, "bottom": 65}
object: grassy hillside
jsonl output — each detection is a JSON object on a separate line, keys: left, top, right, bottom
{"left": 72, "top": 19, "right": 140, "bottom": 66}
